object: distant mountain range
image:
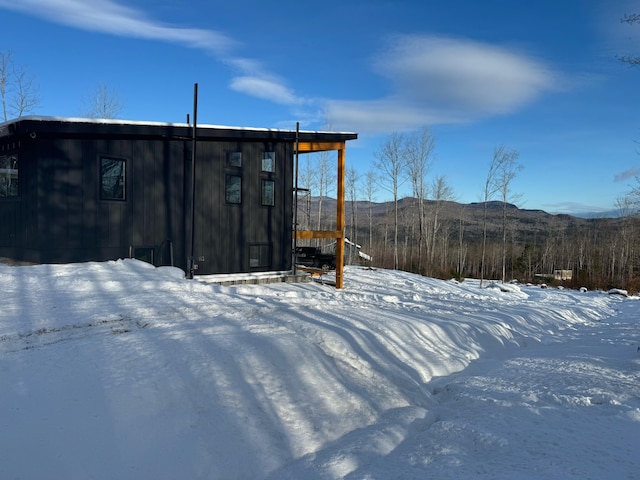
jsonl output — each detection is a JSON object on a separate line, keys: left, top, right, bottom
{"left": 296, "top": 197, "right": 625, "bottom": 246}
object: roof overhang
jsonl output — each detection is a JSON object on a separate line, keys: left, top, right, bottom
{"left": 0, "top": 116, "right": 358, "bottom": 145}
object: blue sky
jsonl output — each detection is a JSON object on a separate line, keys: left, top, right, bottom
{"left": 1, "top": 0, "right": 640, "bottom": 215}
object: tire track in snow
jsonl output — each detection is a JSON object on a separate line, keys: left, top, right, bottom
{"left": 0, "top": 315, "right": 148, "bottom": 353}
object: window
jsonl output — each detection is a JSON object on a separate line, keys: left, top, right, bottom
{"left": 262, "top": 151, "right": 275, "bottom": 172}
{"left": 249, "top": 244, "right": 271, "bottom": 268}
{"left": 262, "top": 179, "right": 275, "bottom": 206}
{"left": 129, "top": 246, "right": 155, "bottom": 265}
{"left": 100, "top": 157, "right": 126, "bottom": 200}
{"left": 225, "top": 174, "right": 242, "bottom": 204}
{"left": 0, "top": 154, "right": 18, "bottom": 198}
{"left": 226, "top": 151, "right": 242, "bottom": 168}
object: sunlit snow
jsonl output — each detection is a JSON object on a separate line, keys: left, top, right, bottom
{"left": 1, "top": 260, "right": 638, "bottom": 479}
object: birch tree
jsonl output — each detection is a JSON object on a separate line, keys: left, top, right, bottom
{"left": 405, "top": 127, "right": 436, "bottom": 273}
{"left": 315, "top": 150, "right": 336, "bottom": 237}
{"left": 429, "top": 175, "right": 455, "bottom": 273}
{"left": 346, "top": 166, "right": 359, "bottom": 264}
{"left": 494, "top": 146, "right": 522, "bottom": 283}
{"left": 298, "top": 156, "right": 315, "bottom": 231}
{"left": 363, "top": 170, "right": 377, "bottom": 259}
{"left": 480, "top": 149, "right": 502, "bottom": 287}
{"left": 0, "top": 51, "right": 41, "bottom": 121}
{"left": 83, "top": 83, "right": 124, "bottom": 119}
{"left": 374, "top": 132, "right": 407, "bottom": 270}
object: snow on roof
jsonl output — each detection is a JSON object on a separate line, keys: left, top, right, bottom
{"left": 0, "top": 115, "right": 357, "bottom": 136}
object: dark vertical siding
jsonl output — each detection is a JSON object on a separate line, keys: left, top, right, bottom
{"left": 190, "top": 140, "right": 293, "bottom": 274}
{"left": 193, "top": 140, "right": 224, "bottom": 273}
{"left": 0, "top": 124, "right": 296, "bottom": 274}
{"left": 0, "top": 141, "right": 24, "bottom": 254}
{"left": 4, "top": 135, "right": 188, "bottom": 265}
{"left": 81, "top": 138, "right": 98, "bottom": 251}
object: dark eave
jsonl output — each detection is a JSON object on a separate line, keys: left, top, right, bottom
{"left": 0, "top": 116, "right": 357, "bottom": 147}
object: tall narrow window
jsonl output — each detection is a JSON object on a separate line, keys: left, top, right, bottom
{"left": 0, "top": 154, "right": 19, "bottom": 198}
{"left": 225, "top": 174, "right": 242, "bottom": 204}
{"left": 100, "top": 157, "right": 126, "bottom": 200}
{"left": 262, "top": 179, "right": 275, "bottom": 206}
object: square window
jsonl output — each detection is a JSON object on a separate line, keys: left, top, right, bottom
{"left": 225, "top": 174, "right": 242, "bottom": 204}
{"left": 0, "top": 154, "right": 18, "bottom": 198}
{"left": 130, "top": 246, "right": 155, "bottom": 265}
{"left": 100, "top": 157, "right": 126, "bottom": 200}
{"left": 262, "top": 151, "right": 275, "bottom": 172}
{"left": 226, "top": 151, "right": 242, "bottom": 168}
{"left": 249, "top": 244, "right": 271, "bottom": 268}
{"left": 262, "top": 179, "right": 275, "bottom": 206}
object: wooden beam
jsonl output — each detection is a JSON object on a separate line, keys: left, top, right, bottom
{"left": 293, "top": 140, "right": 348, "bottom": 289}
{"left": 296, "top": 141, "right": 346, "bottom": 153}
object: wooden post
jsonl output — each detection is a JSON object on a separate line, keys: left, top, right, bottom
{"left": 293, "top": 139, "right": 350, "bottom": 289}
{"left": 335, "top": 146, "right": 346, "bottom": 289}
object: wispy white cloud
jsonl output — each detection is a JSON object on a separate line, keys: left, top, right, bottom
{"left": 326, "top": 35, "right": 559, "bottom": 134}
{"left": 229, "top": 76, "right": 304, "bottom": 106}
{"left": 380, "top": 35, "right": 557, "bottom": 113}
{"left": 324, "top": 98, "right": 462, "bottom": 135}
{"left": 0, "top": 2, "right": 562, "bottom": 133}
{"left": 614, "top": 167, "right": 640, "bottom": 182}
{"left": 0, "top": 0, "right": 310, "bottom": 107}
{"left": 0, "top": 0, "right": 235, "bottom": 54}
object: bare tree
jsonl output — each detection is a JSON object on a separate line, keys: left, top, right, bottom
{"left": 619, "top": 14, "right": 640, "bottom": 66}
{"left": 297, "top": 156, "right": 315, "bottom": 232}
{"left": 363, "top": 170, "right": 377, "bottom": 258}
{"left": 83, "top": 83, "right": 124, "bottom": 119}
{"left": 479, "top": 149, "right": 503, "bottom": 287}
{"left": 494, "top": 146, "right": 522, "bottom": 282}
{"left": 374, "top": 132, "right": 407, "bottom": 270}
{"left": 346, "top": 167, "right": 359, "bottom": 264}
{"left": 0, "top": 51, "right": 41, "bottom": 121}
{"left": 616, "top": 195, "right": 639, "bottom": 285}
{"left": 429, "top": 175, "right": 455, "bottom": 274}
{"left": 405, "top": 127, "right": 436, "bottom": 273}
{"left": 627, "top": 176, "right": 640, "bottom": 214}
{"left": 315, "top": 150, "right": 336, "bottom": 233}
{"left": 456, "top": 206, "right": 467, "bottom": 279}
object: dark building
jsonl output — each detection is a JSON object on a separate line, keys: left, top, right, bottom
{"left": 0, "top": 116, "right": 357, "bottom": 276}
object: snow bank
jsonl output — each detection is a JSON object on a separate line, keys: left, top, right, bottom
{"left": 0, "top": 260, "right": 637, "bottom": 479}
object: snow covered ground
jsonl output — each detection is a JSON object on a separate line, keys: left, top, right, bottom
{"left": 0, "top": 259, "right": 638, "bottom": 479}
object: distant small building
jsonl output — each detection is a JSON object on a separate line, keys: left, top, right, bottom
{"left": 553, "top": 269, "right": 573, "bottom": 281}
{"left": 0, "top": 116, "right": 356, "bottom": 277}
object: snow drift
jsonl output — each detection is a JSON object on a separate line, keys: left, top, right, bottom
{"left": 0, "top": 260, "right": 638, "bottom": 479}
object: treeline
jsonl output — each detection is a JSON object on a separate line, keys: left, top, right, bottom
{"left": 297, "top": 127, "right": 640, "bottom": 294}
{"left": 298, "top": 196, "right": 640, "bottom": 294}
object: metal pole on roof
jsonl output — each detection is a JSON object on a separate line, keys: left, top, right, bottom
{"left": 292, "top": 122, "right": 300, "bottom": 275}
{"left": 188, "top": 83, "right": 198, "bottom": 279}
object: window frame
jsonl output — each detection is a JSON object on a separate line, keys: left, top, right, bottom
{"left": 225, "top": 174, "right": 242, "bottom": 204}
{"left": 261, "top": 151, "right": 275, "bottom": 173}
{"left": 0, "top": 153, "right": 19, "bottom": 199}
{"left": 99, "top": 156, "right": 127, "bottom": 201}
{"left": 261, "top": 179, "right": 275, "bottom": 206}
{"left": 249, "top": 243, "right": 272, "bottom": 268}
{"left": 226, "top": 151, "right": 242, "bottom": 168}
